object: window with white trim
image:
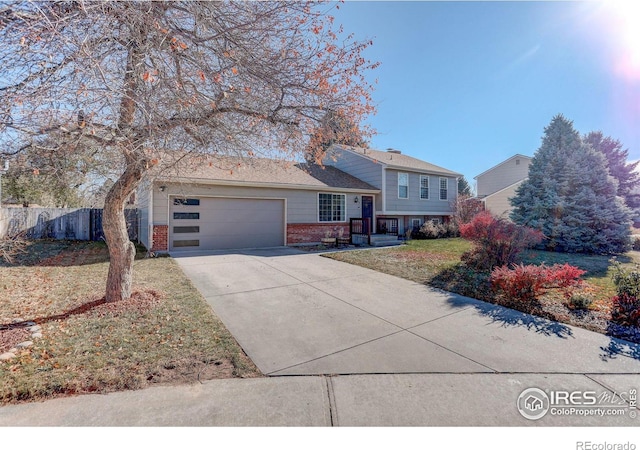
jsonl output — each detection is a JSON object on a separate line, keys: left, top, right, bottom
{"left": 398, "top": 172, "right": 408, "bottom": 199}
{"left": 439, "top": 177, "right": 448, "bottom": 201}
{"left": 420, "top": 175, "right": 429, "bottom": 199}
{"left": 318, "top": 193, "right": 346, "bottom": 222}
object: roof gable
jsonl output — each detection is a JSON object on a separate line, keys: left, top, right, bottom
{"left": 474, "top": 154, "right": 532, "bottom": 180}
{"left": 331, "top": 145, "right": 462, "bottom": 177}
{"left": 157, "top": 155, "right": 379, "bottom": 191}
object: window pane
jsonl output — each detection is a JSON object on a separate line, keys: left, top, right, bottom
{"left": 440, "top": 178, "right": 448, "bottom": 200}
{"left": 319, "top": 193, "right": 345, "bottom": 222}
{"left": 398, "top": 173, "right": 408, "bottom": 199}
{"left": 173, "top": 239, "right": 199, "bottom": 247}
{"left": 173, "top": 198, "right": 200, "bottom": 206}
{"left": 420, "top": 176, "right": 429, "bottom": 199}
{"left": 173, "top": 226, "right": 200, "bottom": 233}
{"left": 173, "top": 212, "right": 200, "bottom": 220}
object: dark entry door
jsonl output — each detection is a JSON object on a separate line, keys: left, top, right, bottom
{"left": 361, "top": 195, "right": 373, "bottom": 234}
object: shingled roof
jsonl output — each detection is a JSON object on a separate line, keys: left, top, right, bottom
{"left": 332, "top": 145, "right": 462, "bottom": 177}
{"left": 157, "top": 155, "right": 380, "bottom": 192}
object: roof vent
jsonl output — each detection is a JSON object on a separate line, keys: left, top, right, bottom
{"left": 386, "top": 148, "right": 402, "bottom": 154}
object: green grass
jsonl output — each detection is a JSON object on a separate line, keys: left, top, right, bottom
{"left": 0, "top": 240, "right": 260, "bottom": 404}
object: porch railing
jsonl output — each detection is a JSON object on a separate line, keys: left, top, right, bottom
{"left": 376, "top": 217, "right": 399, "bottom": 236}
{"left": 350, "top": 217, "right": 371, "bottom": 245}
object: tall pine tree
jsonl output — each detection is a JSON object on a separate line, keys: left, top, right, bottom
{"left": 511, "top": 115, "right": 632, "bottom": 254}
{"left": 584, "top": 131, "right": 640, "bottom": 223}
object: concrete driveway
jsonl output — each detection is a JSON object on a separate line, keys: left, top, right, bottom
{"left": 173, "top": 247, "right": 640, "bottom": 376}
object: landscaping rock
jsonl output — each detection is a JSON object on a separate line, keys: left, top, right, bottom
{"left": 31, "top": 332, "right": 43, "bottom": 339}
{"left": 15, "top": 341, "right": 33, "bottom": 349}
{"left": 27, "top": 325, "right": 41, "bottom": 332}
{"left": 0, "top": 352, "right": 16, "bottom": 361}
{"left": 11, "top": 318, "right": 25, "bottom": 324}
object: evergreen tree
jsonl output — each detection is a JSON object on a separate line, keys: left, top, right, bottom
{"left": 458, "top": 176, "right": 473, "bottom": 197}
{"left": 511, "top": 115, "right": 632, "bottom": 254}
{"left": 584, "top": 131, "right": 640, "bottom": 222}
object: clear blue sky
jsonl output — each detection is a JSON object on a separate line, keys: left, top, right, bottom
{"left": 333, "top": 1, "right": 640, "bottom": 188}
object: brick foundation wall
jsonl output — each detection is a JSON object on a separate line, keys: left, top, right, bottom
{"left": 287, "top": 223, "right": 350, "bottom": 244}
{"left": 151, "top": 225, "right": 168, "bottom": 251}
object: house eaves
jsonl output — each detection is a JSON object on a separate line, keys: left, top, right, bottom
{"left": 153, "top": 177, "right": 381, "bottom": 194}
{"left": 474, "top": 154, "right": 532, "bottom": 180}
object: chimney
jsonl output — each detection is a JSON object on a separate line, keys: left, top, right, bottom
{"left": 386, "top": 148, "right": 401, "bottom": 154}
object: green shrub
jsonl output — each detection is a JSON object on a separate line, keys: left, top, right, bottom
{"left": 611, "top": 261, "right": 640, "bottom": 298}
{"left": 567, "top": 293, "right": 594, "bottom": 310}
{"left": 632, "top": 236, "right": 640, "bottom": 251}
{"left": 610, "top": 261, "right": 640, "bottom": 326}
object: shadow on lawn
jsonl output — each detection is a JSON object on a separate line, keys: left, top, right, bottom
{"left": 0, "top": 297, "right": 107, "bottom": 330}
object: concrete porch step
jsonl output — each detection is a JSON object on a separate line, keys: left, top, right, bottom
{"left": 370, "top": 235, "right": 403, "bottom": 247}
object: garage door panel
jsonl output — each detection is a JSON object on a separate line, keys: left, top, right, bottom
{"left": 169, "top": 197, "right": 285, "bottom": 251}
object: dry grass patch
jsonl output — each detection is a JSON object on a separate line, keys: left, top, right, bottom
{"left": 325, "top": 238, "right": 471, "bottom": 284}
{"left": 0, "top": 240, "right": 260, "bottom": 404}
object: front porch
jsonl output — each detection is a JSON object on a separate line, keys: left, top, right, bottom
{"left": 350, "top": 217, "right": 403, "bottom": 247}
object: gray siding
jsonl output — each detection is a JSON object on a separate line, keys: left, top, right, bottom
{"left": 137, "top": 180, "right": 151, "bottom": 249}
{"left": 383, "top": 170, "right": 456, "bottom": 215}
{"left": 323, "top": 148, "right": 383, "bottom": 188}
{"left": 152, "top": 182, "right": 365, "bottom": 225}
{"left": 476, "top": 156, "right": 531, "bottom": 197}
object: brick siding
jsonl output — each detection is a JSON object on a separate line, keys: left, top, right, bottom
{"left": 287, "top": 223, "right": 350, "bottom": 244}
{"left": 151, "top": 225, "right": 168, "bottom": 251}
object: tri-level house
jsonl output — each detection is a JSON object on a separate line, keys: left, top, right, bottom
{"left": 323, "top": 145, "right": 462, "bottom": 238}
{"left": 474, "top": 154, "right": 532, "bottom": 218}
{"left": 138, "top": 145, "right": 462, "bottom": 252}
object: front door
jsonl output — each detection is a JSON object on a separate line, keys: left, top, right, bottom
{"left": 361, "top": 195, "right": 373, "bottom": 234}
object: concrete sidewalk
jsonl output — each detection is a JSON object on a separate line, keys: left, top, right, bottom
{"left": 1, "top": 373, "right": 638, "bottom": 426}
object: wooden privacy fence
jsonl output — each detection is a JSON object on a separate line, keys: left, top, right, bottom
{"left": 0, "top": 207, "right": 138, "bottom": 241}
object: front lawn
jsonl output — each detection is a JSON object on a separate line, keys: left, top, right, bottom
{"left": 325, "top": 238, "right": 640, "bottom": 343}
{"left": 0, "top": 240, "right": 260, "bottom": 404}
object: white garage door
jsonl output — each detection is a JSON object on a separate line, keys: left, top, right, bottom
{"left": 169, "top": 197, "right": 285, "bottom": 251}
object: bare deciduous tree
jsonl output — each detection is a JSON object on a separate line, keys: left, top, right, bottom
{"left": 0, "top": 1, "right": 378, "bottom": 301}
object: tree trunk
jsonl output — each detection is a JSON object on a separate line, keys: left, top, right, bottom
{"left": 103, "top": 161, "right": 144, "bottom": 302}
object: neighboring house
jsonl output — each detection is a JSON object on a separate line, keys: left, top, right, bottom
{"left": 323, "top": 145, "right": 462, "bottom": 235}
{"left": 474, "top": 154, "right": 532, "bottom": 218}
{"left": 138, "top": 146, "right": 461, "bottom": 253}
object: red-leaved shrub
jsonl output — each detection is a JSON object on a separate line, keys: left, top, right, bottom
{"left": 611, "top": 294, "right": 640, "bottom": 327}
{"left": 490, "top": 263, "right": 586, "bottom": 304}
{"left": 459, "top": 212, "right": 543, "bottom": 270}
